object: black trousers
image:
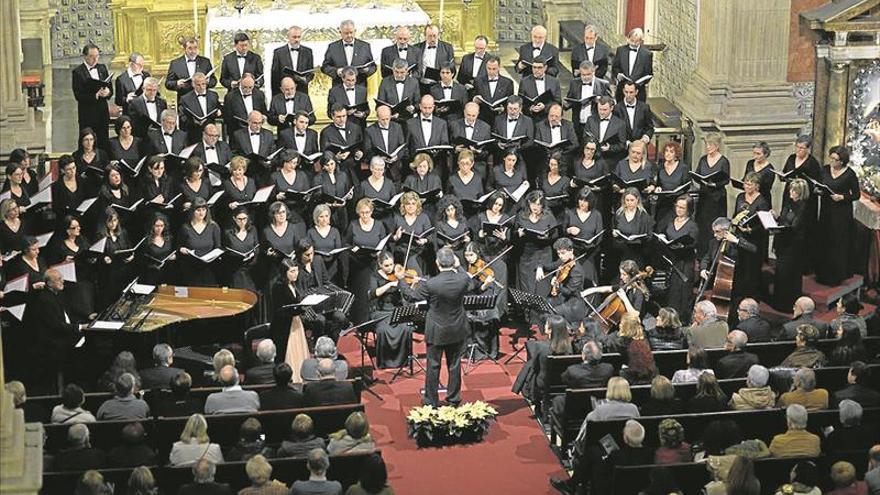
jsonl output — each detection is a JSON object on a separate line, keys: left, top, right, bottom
{"left": 424, "top": 339, "right": 465, "bottom": 406}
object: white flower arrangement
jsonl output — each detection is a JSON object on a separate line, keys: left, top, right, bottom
{"left": 406, "top": 401, "right": 499, "bottom": 446}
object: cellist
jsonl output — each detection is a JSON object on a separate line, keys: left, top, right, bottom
{"left": 537, "top": 238, "right": 587, "bottom": 326}
{"left": 583, "top": 259, "right": 651, "bottom": 319}
{"left": 698, "top": 216, "right": 757, "bottom": 322}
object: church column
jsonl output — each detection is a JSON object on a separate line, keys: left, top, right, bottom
{"left": 823, "top": 59, "right": 850, "bottom": 159}
{"left": 0, "top": 0, "right": 27, "bottom": 119}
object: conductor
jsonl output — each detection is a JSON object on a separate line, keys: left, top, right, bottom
{"left": 396, "top": 247, "right": 480, "bottom": 407}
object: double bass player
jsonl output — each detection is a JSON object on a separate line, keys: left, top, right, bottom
{"left": 698, "top": 216, "right": 757, "bottom": 322}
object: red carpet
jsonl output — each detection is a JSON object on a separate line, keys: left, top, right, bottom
{"left": 338, "top": 328, "right": 568, "bottom": 495}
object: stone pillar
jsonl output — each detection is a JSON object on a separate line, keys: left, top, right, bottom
{"left": 543, "top": 0, "right": 586, "bottom": 50}
{"left": 677, "top": 0, "right": 808, "bottom": 207}
{"left": 823, "top": 60, "right": 850, "bottom": 158}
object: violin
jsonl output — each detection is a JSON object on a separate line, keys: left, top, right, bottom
{"left": 468, "top": 259, "right": 496, "bottom": 284}
{"left": 550, "top": 259, "right": 575, "bottom": 297}
{"left": 386, "top": 264, "right": 423, "bottom": 285}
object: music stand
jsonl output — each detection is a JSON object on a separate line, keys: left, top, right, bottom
{"left": 340, "top": 316, "right": 388, "bottom": 400}
{"left": 505, "top": 288, "right": 556, "bottom": 364}
{"left": 462, "top": 294, "right": 508, "bottom": 375}
{"left": 389, "top": 304, "right": 428, "bottom": 383}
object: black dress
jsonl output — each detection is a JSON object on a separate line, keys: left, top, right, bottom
{"left": 447, "top": 172, "right": 485, "bottom": 216}
{"left": 178, "top": 178, "right": 213, "bottom": 206}
{"left": 307, "top": 226, "right": 345, "bottom": 285}
{"left": 0, "top": 220, "right": 26, "bottom": 254}
{"left": 472, "top": 210, "right": 512, "bottom": 291}
{"left": 491, "top": 165, "right": 528, "bottom": 213}
{"left": 368, "top": 270, "right": 413, "bottom": 369}
{"left": 346, "top": 219, "right": 388, "bottom": 324}
{"left": 540, "top": 173, "right": 570, "bottom": 219}
{"left": 515, "top": 213, "right": 557, "bottom": 297}
{"left": 743, "top": 160, "right": 775, "bottom": 209}
{"left": 312, "top": 171, "right": 352, "bottom": 230}
{"left": 572, "top": 159, "right": 610, "bottom": 226}
{"left": 262, "top": 221, "right": 305, "bottom": 285}
{"left": 402, "top": 172, "right": 442, "bottom": 219}
{"left": 772, "top": 200, "right": 808, "bottom": 310}
{"left": 140, "top": 237, "right": 174, "bottom": 285}
{"left": 108, "top": 138, "right": 144, "bottom": 176}
{"left": 49, "top": 237, "right": 96, "bottom": 322}
{"left": 695, "top": 154, "right": 730, "bottom": 257}
{"left": 358, "top": 177, "right": 397, "bottom": 229}
{"left": 564, "top": 208, "right": 603, "bottom": 283}
{"left": 222, "top": 227, "right": 258, "bottom": 291}
{"left": 815, "top": 166, "right": 861, "bottom": 286}
{"left": 97, "top": 229, "right": 137, "bottom": 309}
{"left": 614, "top": 160, "right": 655, "bottom": 192}
{"left": 654, "top": 160, "right": 690, "bottom": 227}
{"left": 390, "top": 213, "right": 433, "bottom": 272}
{"left": 51, "top": 179, "right": 87, "bottom": 224}
{"left": 272, "top": 170, "right": 311, "bottom": 225}
{"left": 73, "top": 149, "right": 110, "bottom": 194}
{"left": 659, "top": 217, "right": 698, "bottom": 322}
{"left": 732, "top": 193, "right": 770, "bottom": 299}
{"left": 781, "top": 154, "right": 821, "bottom": 272}
{"left": 178, "top": 222, "right": 222, "bottom": 287}
{"left": 221, "top": 178, "right": 257, "bottom": 221}
{"left": 612, "top": 208, "right": 653, "bottom": 267}
{"left": 434, "top": 218, "right": 470, "bottom": 267}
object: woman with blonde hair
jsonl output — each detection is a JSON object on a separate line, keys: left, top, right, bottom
{"left": 307, "top": 203, "right": 346, "bottom": 285}
{"left": 391, "top": 191, "right": 432, "bottom": 272}
{"left": 616, "top": 312, "right": 658, "bottom": 385}
{"left": 347, "top": 197, "right": 389, "bottom": 324}
{"left": 611, "top": 187, "right": 653, "bottom": 267}
{"left": 169, "top": 414, "right": 224, "bottom": 466}
{"left": 695, "top": 134, "right": 731, "bottom": 256}
{"left": 239, "top": 454, "right": 288, "bottom": 495}
{"left": 328, "top": 411, "right": 375, "bottom": 455}
{"left": 403, "top": 152, "right": 442, "bottom": 218}
{"left": 771, "top": 178, "right": 810, "bottom": 310}
{"left": 585, "top": 376, "right": 640, "bottom": 421}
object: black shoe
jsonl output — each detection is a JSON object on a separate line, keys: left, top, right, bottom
{"left": 550, "top": 477, "right": 574, "bottom": 495}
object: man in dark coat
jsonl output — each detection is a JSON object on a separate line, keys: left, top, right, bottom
{"left": 71, "top": 43, "right": 112, "bottom": 151}
{"left": 165, "top": 36, "right": 217, "bottom": 98}
{"left": 139, "top": 343, "right": 184, "bottom": 390}
{"left": 303, "top": 359, "right": 357, "bottom": 406}
{"left": 832, "top": 361, "right": 880, "bottom": 408}
{"left": 245, "top": 339, "right": 278, "bottom": 384}
{"left": 734, "top": 298, "right": 773, "bottom": 343}
{"left": 569, "top": 24, "right": 610, "bottom": 78}
{"left": 178, "top": 459, "right": 233, "bottom": 495}
{"left": 259, "top": 363, "right": 305, "bottom": 410}
{"left": 321, "top": 20, "right": 376, "bottom": 86}
{"left": 715, "top": 330, "right": 760, "bottom": 379}
{"left": 780, "top": 296, "right": 830, "bottom": 340}
{"left": 562, "top": 341, "right": 613, "bottom": 388}
{"left": 219, "top": 32, "right": 264, "bottom": 91}
{"left": 611, "top": 28, "right": 653, "bottom": 102}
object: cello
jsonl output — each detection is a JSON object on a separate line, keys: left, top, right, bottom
{"left": 584, "top": 266, "right": 654, "bottom": 333}
{"left": 696, "top": 209, "right": 750, "bottom": 321}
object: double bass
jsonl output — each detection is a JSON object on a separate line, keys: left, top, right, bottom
{"left": 696, "top": 209, "right": 750, "bottom": 321}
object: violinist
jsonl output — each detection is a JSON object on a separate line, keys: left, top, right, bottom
{"left": 583, "top": 259, "right": 650, "bottom": 318}
{"left": 537, "top": 238, "right": 586, "bottom": 326}
{"left": 464, "top": 242, "right": 503, "bottom": 360}
{"left": 699, "top": 217, "right": 757, "bottom": 319}
{"left": 369, "top": 251, "right": 415, "bottom": 369}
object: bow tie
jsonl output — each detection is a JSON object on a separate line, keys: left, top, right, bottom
{"left": 241, "top": 94, "right": 252, "bottom": 98}
{"left": 335, "top": 126, "right": 346, "bottom": 131}
{"left": 163, "top": 132, "right": 173, "bottom": 137}
{"left": 475, "top": 55, "right": 483, "bottom": 60}
{"left": 345, "top": 87, "right": 355, "bottom": 92}
{"left": 442, "top": 85, "right": 452, "bottom": 90}
{"left": 600, "top": 118, "right": 610, "bottom": 122}
{"left": 295, "top": 133, "right": 305, "bottom": 137}
{"left": 146, "top": 100, "right": 155, "bottom": 103}
{"left": 285, "top": 97, "right": 295, "bottom": 102}
{"left": 508, "top": 118, "right": 518, "bottom": 123}
{"left": 395, "top": 80, "right": 405, "bottom": 85}
{"left": 205, "top": 145, "right": 215, "bottom": 150}
{"left": 289, "top": 46, "right": 299, "bottom": 51}
{"left": 551, "top": 124, "right": 560, "bottom": 129}
{"left": 534, "top": 77, "right": 544, "bottom": 81}
{"left": 236, "top": 55, "right": 247, "bottom": 59}
{"left": 250, "top": 132, "right": 261, "bottom": 136}
{"left": 379, "top": 126, "right": 389, "bottom": 131}
{"left": 197, "top": 94, "right": 206, "bottom": 98}
{"left": 465, "top": 124, "right": 474, "bottom": 128}
{"left": 585, "top": 45, "right": 594, "bottom": 51}
{"left": 422, "top": 118, "right": 432, "bottom": 123}
{"left": 186, "top": 59, "right": 196, "bottom": 63}
{"left": 398, "top": 46, "right": 408, "bottom": 51}
{"left": 488, "top": 78, "right": 498, "bottom": 82}
{"left": 426, "top": 45, "right": 437, "bottom": 50}
{"left": 625, "top": 104, "right": 636, "bottom": 109}
{"left": 629, "top": 47, "right": 638, "bottom": 52}
{"left": 582, "top": 81, "right": 592, "bottom": 86}
{"left": 532, "top": 46, "right": 542, "bottom": 51}
{"left": 343, "top": 43, "right": 354, "bottom": 47}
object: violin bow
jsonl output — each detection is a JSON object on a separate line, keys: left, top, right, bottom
{"left": 538, "top": 251, "right": 589, "bottom": 281}
{"left": 468, "top": 245, "right": 513, "bottom": 279}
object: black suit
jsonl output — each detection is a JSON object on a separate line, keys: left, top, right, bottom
{"left": 231, "top": 128, "right": 275, "bottom": 157}
{"left": 147, "top": 128, "right": 188, "bottom": 156}
{"left": 114, "top": 69, "right": 151, "bottom": 113}
{"left": 192, "top": 140, "right": 233, "bottom": 167}
{"left": 267, "top": 92, "right": 315, "bottom": 128}
{"left": 22, "top": 288, "right": 80, "bottom": 392}
{"left": 518, "top": 74, "right": 562, "bottom": 121}
{"left": 377, "top": 76, "right": 420, "bottom": 120}
{"left": 165, "top": 55, "right": 217, "bottom": 97}
{"left": 278, "top": 127, "right": 319, "bottom": 156}
{"left": 570, "top": 41, "right": 611, "bottom": 78}
{"left": 715, "top": 351, "right": 760, "bottom": 379}
{"left": 406, "top": 115, "right": 449, "bottom": 158}
{"left": 271, "top": 43, "right": 315, "bottom": 96}
{"left": 516, "top": 42, "right": 561, "bottom": 77}
{"left": 321, "top": 39, "right": 377, "bottom": 86}
{"left": 414, "top": 40, "right": 454, "bottom": 71}
{"left": 736, "top": 316, "right": 773, "bottom": 343}
{"left": 449, "top": 118, "right": 492, "bottom": 173}
{"left": 584, "top": 114, "right": 627, "bottom": 169}
{"left": 457, "top": 52, "right": 489, "bottom": 89}
{"left": 178, "top": 482, "right": 234, "bottom": 495}
{"left": 780, "top": 314, "right": 831, "bottom": 340}
{"left": 259, "top": 385, "right": 305, "bottom": 410}
{"left": 611, "top": 45, "right": 653, "bottom": 101}
{"left": 303, "top": 379, "right": 357, "bottom": 407}
{"left": 327, "top": 84, "right": 370, "bottom": 129}
{"left": 139, "top": 365, "right": 184, "bottom": 390}
{"left": 319, "top": 123, "right": 364, "bottom": 184}
{"left": 55, "top": 447, "right": 106, "bottom": 472}
{"left": 364, "top": 122, "right": 407, "bottom": 181}
{"left": 71, "top": 62, "right": 112, "bottom": 150}
{"left": 380, "top": 44, "right": 423, "bottom": 78}
{"left": 219, "top": 50, "right": 264, "bottom": 90}
{"left": 244, "top": 363, "right": 275, "bottom": 384}
{"left": 127, "top": 95, "right": 167, "bottom": 139}
{"left": 473, "top": 75, "right": 515, "bottom": 124}
{"left": 399, "top": 269, "right": 475, "bottom": 406}
{"left": 222, "top": 89, "right": 268, "bottom": 136}
{"left": 534, "top": 119, "right": 580, "bottom": 160}
{"left": 429, "top": 81, "right": 469, "bottom": 122}
{"left": 493, "top": 113, "right": 535, "bottom": 152}
{"left": 177, "top": 90, "right": 221, "bottom": 142}
{"left": 832, "top": 384, "right": 880, "bottom": 408}
{"left": 566, "top": 76, "right": 611, "bottom": 139}
{"left": 613, "top": 99, "right": 654, "bottom": 143}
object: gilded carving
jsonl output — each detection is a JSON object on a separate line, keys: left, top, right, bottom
{"left": 158, "top": 20, "right": 199, "bottom": 61}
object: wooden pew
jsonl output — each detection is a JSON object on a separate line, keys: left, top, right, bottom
{"left": 42, "top": 466, "right": 159, "bottom": 495}
{"left": 44, "top": 419, "right": 154, "bottom": 455}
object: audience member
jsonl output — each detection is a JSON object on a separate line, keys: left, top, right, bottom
{"left": 96, "top": 373, "right": 150, "bottom": 420}
{"left": 716, "top": 330, "right": 760, "bottom": 379}
{"left": 169, "top": 414, "right": 225, "bottom": 467}
{"left": 671, "top": 346, "right": 714, "bottom": 383}
{"left": 52, "top": 383, "right": 97, "bottom": 424}
{"left": 639, "top": 375, "right": 684, "bottom": 416}
{"left": 687, "top": 373, "right": 728, "bottom": 412}
{"left": 303, "top": 358, "right": 357, "bottom": 407}
{"left": 328, "top": 411, "right": 375, "bottom": 455}
{"left": 178, "top": 458, "right": 233, "bottom": 495}
{"left": 290, "top": 448, "right": 343, "bottom": 495}
{"left": 5, "top": 381, "right": 49, "bottom": 423}
{"left": 833, "top": 361, "right": 880, "bottom": 408}
{"left": 684, "top": 300, "right": 729, "bottom": 349}
{"left": 585, "top": 376, "right": 640, "bottom": 421}
{"left": 825, "top": 399, "right": 879, "bottom": 456}
{"left": 204, "top": 365, "right": 260, "bottom": 414}
{"left": 829, "top": 320, "right": 868, "bottom": 366}
{"left": 730, "top": 364, "right": 776, "bottom": 410}
{"left": 550, "top": 341, "right": 614, "bottom": 417}
{"left": 127, "top": 466, "right": 159, "bottom": 495}
{"left": 866, "top": 445, "right": 880, "bottom": 495}
{"left": 616, "top": 313, "right": 658, "bottom": 385}
{"left": 592, "top": 420, "right": 653, "bottom": 492}
{"left": 827, "top": 461, "right": 868, "bottom": 495}
{"left": 769, "top": 405, "right": 821, "bottom": 457}
{"left": 653, "top": 418, "right": 691, "bottom": 464}
{"left": 258, "top": 363, "right": 305, "bottom": 410}
{"left": 777, "top": 367, "right": 829, "bottom": 411}
{"left": 780, "top": 296, "right": 829, "bottom": 340}
{"left": 139, "top": 343, "right": 184, "bottom": 390}
{"left": 345, "top": 453, "right": 394, "bottom": 495}
{"left": 212, "top": 349, "right": 236, "bottom": 383}
{"left": 154, "top": 372, "right": 202, "bottom": 417}
{"left": 246, "top": 339, "right": 278, "bottom": 385}
{"left": 637, "top": 466, "right": 683, "bottom": 495}
{"left": 98, "top": 351, "right": 142, "bottom": 393}
{"left": 700, "top": 420, "right": 744, "bottom": 457}
{"left": 75, "top": 470, "right": 113, "bottom": 495}
{"left": 227, "top": 417, "right": 274, "bottom": 461}
{"left": 56, "top": 423, "right": 107, "bottom": 471}
{"left": 735, "top": 298, "right": 772, "bottom": 342}
{"left": 831, "top": 293, "right": 867, "bottom": 338}
{"left": 780, "top": 325, "right": 827, "bottom": 368}
{"left": 238, "top": 454, "right": 289, "bottom": 495}
{"left": 301, "top": 336, "right": 349, "bottom": 381}
{"left": 107, "top": 421, "right": 157, "bottom": 467}
{"left": 646, "top": 307, "right": 687, "bottom": 350}
{"left": 724, "top": 455, "right": 761, "bottom": 495}
{"left": 774, "top": 460, "right": 821, "bottom": 495}
{"left": 277, "top": 413, "right": 327, "bottom": 458}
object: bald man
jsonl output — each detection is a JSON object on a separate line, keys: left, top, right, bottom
{"left": 177, "top": 72, "right": 222, "bottom": 144}
{"left": 406, "top": 95, "right": 450, "bottom": 157}
{"left": 223, "top": 73, "right": 268, "bottom": 136}
{"left": 716, "top": 330, "right": 760, "bottom": 379}
{"left": 611, "top": 28, "right": 653, "bottom": 102}
{"left": 516, "top": 25, "right": 560, "bottom": 78}
{"left": 380, "top": 26, "right": 422, "bottom": 78}
{"left": 364, "top": 105, "right": 407, "bottom": 181}
{"left": 231, "top": 110, "right": 275, "bottom": 158}
{"left": 205, "top": 364, "right": 260, "bottom": 414}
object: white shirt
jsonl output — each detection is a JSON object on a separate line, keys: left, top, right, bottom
{"left": 344, "top": 86, "right": 357, "bottom": 106}
{"left": 535, "top": 77, "right": 546, "bottom": 95}
{"left": 420, "top": 116, "right": 433, "bottom": 144}
{"left": 163, "top": 132, "right": 174, "bottom": 153}
{"left": 288, "top": 45, "right": 300, "bottom": 69}
{"left": 550, "top": 123, "right": 562, "bottom": 143}
{"left": 579, "top": 79, "right": 595, "bottom": 123}
{"left": 472, "top": 55, "right": 483, "bottom": 78}
{"left": 203, "top": 142, "right": 219, "bottom": 164}
{"left": 335, "top": 126, "right": 347, "bottom": 141}
{"left": 506, "top": 116, "right": 518, "bottom": 138}
{"left": 293, "top": 130, "right": 307, "bottom": 151}
{"left": 343, "top": 42, "right": 354, "bottom": 65}
{"left": 127, "top": 68, "right": 143, "bottom": 90}
{"left": 249, "top": 130, "right": 262, "bottom": 153}
{"left": 624, "top": 100, "right": 637, "bottom": 128}
{"left": 196, "top": 93, "right": 208, "bottom": 115}
{"left": 87, "top": 65, "right": 100, "bottom": 80}
{"left": 397, "top": 45, "right": 408, "bottom": 59}
{"left": 395, "top": 80, "right": 405, "bottom": 103}
{"left": 441, "top": 84, "right": 453, "bottom": 100}
{"left": 627, "top": 47, "right": 637, "bottom": 76}
{"left": 598, "top": 118, "right": 609, "bottom": 142}
{"left": 145, "top": 96, "right": 158, "bottom": 122}
{"left": 236, "top": 53, "right": 247, "bottom": 78}
{"left": 379, "top": 125, "right": 390, "bottom": 150}
{"left": 284, "top": 95, "right": 295, "bottom": 115}
{"left": 186, "top": 58, "right": 197, "bottom": 78}
{"left": 423, "top": 44, "right": 438, "bottom": 68}
{"left": 464, "top": 120, "right": 476, "bottom": 140}
{"left": 585, "top": 44, "right": 595, "bottom": 63}
{"left": 488, "top": 79, "right": 498, "bottom": 98}
{"left": 241, "top": 92, "right": 254, "bottom": 115}
{"left": 532, "top": 45, "right": 543, "bottom": 58}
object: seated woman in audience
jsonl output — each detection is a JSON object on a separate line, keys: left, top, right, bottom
{"left": 698, "top": 419, "right": 743, "bottom": 460}
{"left": 831, "top": 292, "right": 867, "bottom": 338}
{"left": 769, "top": 405, "right": 821, "bottom": 458}
{"left": 774, "top": 460, "right": 821, "bottom": 495}
{"left": 586, "top": 376, "right": 640, "bottom": 421}
{"left": 51, "top": 384, "right": 96, "bottom": 424}
{"left": 98, "top": 350, "right": 141, "bottom": 393}
{"left": 671, "top": 346, "right": 714, "bottom": 384}
{"left": 704, "top": 455, "right": 761, "bottom": 495}
{"left": 646, "top": 307, "right": 687, "bottom": 351}
{"left": 277, "top": 413, "right": 326, "bottom": 458}
{"left": 637, "top": 467, "right": 683, "bottom": 495}
{"left": 730, "top": 364, "right": 776, "bottom": 410}
{"left": 169, "top": 413, "right": 225, "bottom": 467}
{"left": 614, "top": 313, "right": 657, "bottom": 385}
{"left": 687, "top": 373, "right": 728, "bottom": 413}
{"left": 228, "top": 417, "right": 274, "bottom": 462}
{"left": 56, "top": 423, "right": 106, "bottom": 471}
{"left": 75, "top": 470, "right": 113, "bottom": 495}
{"left": 640, "top": 375, "right": 684, "bottom": 416}
{"left": 107, "top": 422, "right": 157, "bottom": 468}
{"left": 827, "top": 461, "right": 869, "bottom": 495}
{"left": 529, "top": 314, "right": 575, "bottom": 416}
{"left": 327, "top": 411, "right": 375, "bottom": 455}
{"left": 346, "top": 453, "right": 394, "bottom": 495}
{"left": 780, "top": 324, "right": 827, "bottom": 369}
{"left": 654, "top": 418, "right": 691, "bottom": 464}
{"left": 301, "top": 336, "right": 349, "bottom": 382}
{"left": 240, "top": 454, "right": 289, "bottom": 495}
{"left": 126, "top": 466, "right": 158, "bottom": 495}
{"left": 829, "top": 320, "right": 868, "bottom": 366}
{"left": 778, "top": 368, "right": 829, "bottom": 411}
